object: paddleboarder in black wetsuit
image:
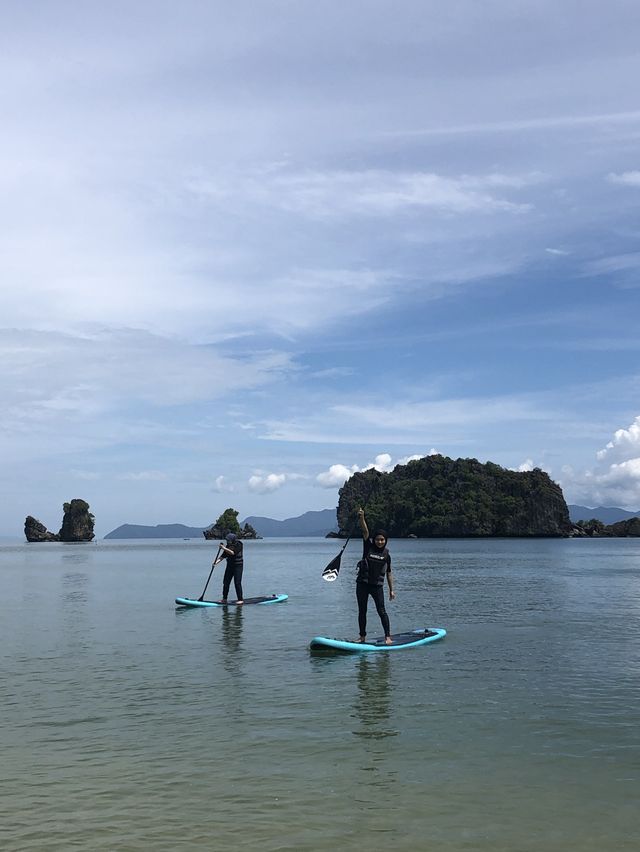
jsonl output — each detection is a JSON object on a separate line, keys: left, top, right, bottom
{"left": 356, "top": 507, "right": 395, "bottom": 644}
{"left": 220, "top": 532, "right": 244, "bottom": 604}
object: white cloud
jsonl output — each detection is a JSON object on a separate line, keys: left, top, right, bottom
{"left": 316, "top": 464, "right": 359, "bottom": 488}
{"left": 190, "top": 168, "right": 534, "bottom": 219}
{"left": 596, "top": 416, "right": 640, "bottom": 463}
{"left": 264, "top": 268, "right": 395, "bottom": 331}
{"left": 316, "top": 451, "right": 434, "bottom": 488}
{"left": 608, "top": 171, "right": 640, "bottom": 187}
{"left": 561, "top": 459, "right": 640, "bottom": 509}
{"left": 71, "top": 469, "right": 101, "bottom": 481}
{"left": 248, "top": 473, "right": 287, "bottom": 493}
{"left": 118, "top": 471, "right": 167, "bottom": 481}
{"left": 561, "top": 416, "right": 640, "bottom": 509}
{"left": 398, "top": 451, "right": 438, "bottom": 465}
{"left": 0, "top": 328, "right": 293, "bottom": 462}
{"left": 308, "top": 367, "right": 355, "bottom": 379}
{"left": 545, "top": 247, "right": 569, "bottom": 256}
{"left": 364, "top": 453, "right": 394, "bottom": 472}
{"left": 336, "top": 397, "right": 554, "bottom": 432}
{"left": 583, "top": 253, "right": 640, "bottom": 276}
{"left": 212, "top": 475, "right": 234, "bottom": 493}
{"left": 386, "top": 110, "right": 640, "bottom": 139}
{"left": 265, "top": 394, "right": 555, "bottom": 446}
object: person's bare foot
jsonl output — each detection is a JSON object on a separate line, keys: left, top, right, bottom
{"left": 236, "top": 600, "right": 244, "bottom": 605}
{"left": 357, "top": 636, "right": 366, "bottom": 643}
{"left": 384, "top": 636, "right": 393, "bottom": 645}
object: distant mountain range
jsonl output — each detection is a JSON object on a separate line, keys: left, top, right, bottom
{"left": 104, "top": 509, "right": 338, "bottom": 540}
{"left": 568, "top": 505, "right": 640, "bottom": 524}
{"left": 101, "top": 505, "right": 640, "bottom": 539}
{"left": 104, "top": 523, "right": 205, "bottom": 539}
{"left": 243, "top": 509, "right": 337, "bottom": 537}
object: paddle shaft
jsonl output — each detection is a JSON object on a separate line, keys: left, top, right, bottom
{"left": 198, "top": 544, "right": 223, "bottom": 601}
{"left": 322, "top": 472, "right": 382, "bottom": 579}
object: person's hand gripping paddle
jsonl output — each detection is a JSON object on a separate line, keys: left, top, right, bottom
{"left": 198, "top": 544, "right": 224, "bottom": 601}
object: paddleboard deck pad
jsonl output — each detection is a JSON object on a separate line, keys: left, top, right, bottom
{"left": 309, "top": 627, "right": 446, "bottom": 652}
{"left": 176, "top": 594, "right": 288, "bottom": 608}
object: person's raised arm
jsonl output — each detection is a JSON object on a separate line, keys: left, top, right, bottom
{"left": 357, "top": 507, "right": 369, "bottom": 540}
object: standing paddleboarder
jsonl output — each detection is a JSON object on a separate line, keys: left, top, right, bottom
{"left": 356, "top": 507, "right": 395, "bottom": 644}
{"left": 220, "top": 532, "right": 244, "bottom": 604}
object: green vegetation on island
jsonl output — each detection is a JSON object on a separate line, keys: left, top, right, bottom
{"left": 337, "top": 455, "right": 571, "bottom": 537}
{"left": 573, "top": 517, "right": 640, "bottom": 537}
{"left": 202, "top": 508, "right": 260, "bottom": 540}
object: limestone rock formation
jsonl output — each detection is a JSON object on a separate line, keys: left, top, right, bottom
{"left": 24, "top": 516, "right": 60, "bottom": 542}
{"left": 202, "top": 508, "right": 260, "bottom": 540}
{"left": 203, "top": 522, "right": 260, "bottom": 541}
{"left": 59, "top": 499, "right": 95, "bottom": 542}
{"left": 24, "top": 499, "right": 95, "bottom": 542}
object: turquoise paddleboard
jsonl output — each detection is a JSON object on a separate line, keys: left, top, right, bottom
{"left": 176, "top": 594, "right": 288, "bottom": 608}
{"left": 309, "top": 627, "right": 446, "bottom": 652}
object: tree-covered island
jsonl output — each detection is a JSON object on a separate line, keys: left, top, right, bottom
{"left": 202, "top": 508, "right": 260, "bottom": 540}
{"left": 337, "top": 455, "right": 572, "bottom": 537}
{"left": 573, "top": 517, "right": 640, "bottom": 537}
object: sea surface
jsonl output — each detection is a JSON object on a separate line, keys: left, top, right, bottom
{"left": 1, "top": 537, "right": 639, "bottom": 851}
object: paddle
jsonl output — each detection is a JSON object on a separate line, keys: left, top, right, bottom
{"left": 198, "top": 544, "right": 224, "bottom": 601}
{"left": 321, "top": 537, "right": 351, "bottom": 582}
{"left": 321, "top": 471, "right": 382, "bottom": 582}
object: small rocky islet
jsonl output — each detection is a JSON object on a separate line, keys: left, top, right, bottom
{"left": 25, "top": 499, "right": 95, "bottom": 542}
{"left": 201, "top": 507, "right": 260, "bottom": 540}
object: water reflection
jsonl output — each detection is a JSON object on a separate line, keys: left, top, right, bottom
{"left": 351, "top": 655, "right": 398, "bottom": 740}
{"left": 60, "top": 572, "right": 90, "bottom": 654}
{"left": 215, "top": 608, "right": 249, "bottom": 721}
{"left": 350, "top": 655, "right": 400, "bottom": 799}
{"left": 61, "top": 571, "right": 89, "bottom": 604}
{"left": 220, "top": 607, "right": 244, "bottom": 676}
{"left": 61, "top": 547, "right": 92, "bottom": 566}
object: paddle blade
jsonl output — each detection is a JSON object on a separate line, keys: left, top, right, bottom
{"left": 322, "top": 552, "right": 343, "bottom": 582}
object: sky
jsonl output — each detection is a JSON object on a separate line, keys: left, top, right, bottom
{"left": 2, "top": 0, "right": 640, "bottom": 536}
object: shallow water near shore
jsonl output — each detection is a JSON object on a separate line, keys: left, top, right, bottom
{"left": 2, "top": 537, "right": 639, "bottom": 851}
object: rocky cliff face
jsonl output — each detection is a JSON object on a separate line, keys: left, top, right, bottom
{"left": 24, "top": 516, "right": 60, "bottom": 542}
{"left": 24, "top": 499, "right": 95, "bottom": 542}
{"left": 337, "top": 455, "right": 571, "bottom": 538}
{"left": 59, "top": 499, "right": 95, "bottom": 541}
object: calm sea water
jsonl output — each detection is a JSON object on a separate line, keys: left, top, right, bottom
{"left": 1, "top": 537, "right": 639, "bottom": 851}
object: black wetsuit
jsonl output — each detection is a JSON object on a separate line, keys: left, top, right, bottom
{"left": 221, "top": 540, "right": 244, "bottom": 600}
{"left": 356, "top": 538, "right": 391, "bottom": 638}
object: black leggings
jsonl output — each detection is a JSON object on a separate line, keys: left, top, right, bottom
{"left": 222, "top": 564, "right": 243, "bottom": 600}
{"left": 356, "top": 581, "right": 390, "bottom": 638}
